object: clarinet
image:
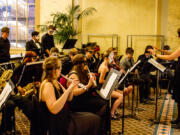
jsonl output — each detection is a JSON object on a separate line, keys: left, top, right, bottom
{"left": 60, "top": 74, "right": 87, "bottom": 90}
{"left": 87, "top": 66, "right": 97, "bottom": 87}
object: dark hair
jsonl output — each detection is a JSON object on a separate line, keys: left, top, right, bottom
{"left": 145, "top": 45, "right": 153, "bottom": 53}
{"left": 163, "top": 45, "right": 170, "bottom": 50}
{"left": 1, "top": 27, "right": 9, "bottom": 33}
{"left": 177, "top": 28, "right": 180, "bottom": 37}
{"left": 48, "top": 25, "right": 56, "bottom": 30}
{"left": 126, "top": 47, "right": 134, "bottom": 54}
{"left": 72, "top": 54, "right": 88, "bottom": 84}
{"left": 31, "top": 31, "right": 39, "bottom": 37}
{"left": 50, "top": 47, "right": 59, "bottom": 54}
{"left": 42, "top": 56, "right": 61, "bottom": 82}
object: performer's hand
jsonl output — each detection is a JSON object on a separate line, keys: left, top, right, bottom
{"left": 17, "top": 86, "right": 25, "bottom": 95}
{"left": 35, "top": 81, "right": 41, "bottom": 88}
{"left": 67, "top": 81, "right": 78, "bottom": 92}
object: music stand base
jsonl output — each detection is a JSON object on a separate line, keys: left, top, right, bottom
{"left": 149, "top": 119, "right": 168, "bottom": 126}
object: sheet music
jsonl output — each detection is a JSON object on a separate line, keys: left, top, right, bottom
{"left": 148, "top": 58, "right": 166, "bottom": 72}
{"left": 0, "top": 81, "right": 13, "bottom": 108}
{"left": 26, "top": 60, "right": 43, "bottom": 66}
{"left": 100, "top": 72, "right": 117, "bottom": 98}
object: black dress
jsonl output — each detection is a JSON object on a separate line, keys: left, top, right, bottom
{"left": 39, "top": 84, "right": 101, "bottom": 135}
{"left": 174, "top": 57, "right": 180, "bottom": 103}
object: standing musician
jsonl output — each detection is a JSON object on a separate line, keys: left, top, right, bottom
{"left": 0, "top": 51, "right": 39, "bottom": 135}
{"left": 39, "top": 56, "right": 101, "bottom": 135}
{"left": 85, "top": 46, "right": 96, "bottom": 72}
{"left": 26, "top": 31, "right": 43, "bottom": 59}
{"left": 41, "top": 25, "right": 55, "bottom": 57}
{"left": 98, "top": 52, "right": 123, "bottom": 120}
{"left": 0, "top": 27, "right": 10, "bottom": 63}
{"left": 150, "top": 28, "right": 180, "bottom": 129}
{"left": 137, "top": 45, "right": 154, "bottom": 103}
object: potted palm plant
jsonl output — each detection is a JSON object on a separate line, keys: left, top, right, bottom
{"left": 39, "top": 5, "right": 96, "bottom": 44}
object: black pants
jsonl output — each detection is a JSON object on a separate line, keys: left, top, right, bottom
{"left": 139, "top": 74, "right": 151, "bottom": 102}
{"left": 0, "top": 95, "right": 33, "bottom": 133}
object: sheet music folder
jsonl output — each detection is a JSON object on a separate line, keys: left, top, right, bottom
{"left": 0, "top": 80, "right": 15, "bottom": 110}
{"left": 98, "top": 69, "right": 122, "bottom": 100}
{"left": 148, "top": 58, "right": 166, "bottom": 72}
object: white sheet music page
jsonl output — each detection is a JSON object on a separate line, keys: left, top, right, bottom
{"left": 148, "top": 58, "right": 166, "bottom": 72}
{"left": 101, "top": 72, "right": 117, "bottom": 98}
{"left": 0, "top": 82, "right": 12, "bottom": 108}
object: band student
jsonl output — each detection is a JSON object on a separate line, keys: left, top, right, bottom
{"left": 98, "top": 51, "right": 123, "bottom": 120}
{"left": 39, "top": 56, "right": 101, "bottom": 135}
{"left": 26, "top": 31, "right": 43, "bottom": 59}
{"left": 0, "top": 51, "right": 39, "bottom": 135}
{"left": 41, "top": 25, "right": 56, "bottom": 57}
{"left": 0, "top": 27, "right": 10, "bottom": 63}
{"left": 150, "top": 28, "right": 180, "bottom": 129}
{"left": 137, "top": 45, "right": 155, "bottom": 104}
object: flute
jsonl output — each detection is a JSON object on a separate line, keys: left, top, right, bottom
{"left": 87, "top": 66, "right": 97, "bottom": 87}
{"left": 60, "top": 74, "right": 87, "bottom": 90}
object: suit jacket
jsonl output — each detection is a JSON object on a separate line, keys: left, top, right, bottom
{"left": 26, "top": 39, "right": 42, "bottom": 56}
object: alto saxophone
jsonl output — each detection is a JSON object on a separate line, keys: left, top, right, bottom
{"left": 0, "top": 69, "right": 13, "bottom": 94}
{"left": 17, "top": 82, "right": 37, "bottom": 97}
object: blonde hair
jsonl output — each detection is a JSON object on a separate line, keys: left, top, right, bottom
{"left": 42, "top": 56, "right": 61, "bottom": 82}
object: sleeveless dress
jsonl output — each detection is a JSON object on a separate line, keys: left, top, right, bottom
{"left": 39, "top": 85, "right": 72, "bottom": 135}
{"left": 174, "top": 57, "right": 180, "bottom": 103}
{"left": 39, "top": 83, "right": 101, "bottom": 135}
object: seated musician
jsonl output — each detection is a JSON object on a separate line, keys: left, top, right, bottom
{"left": 39, "top": 56, "right": 101, "bottom": 135}
{"left": 85, "top": 46, "right": 96, "bottom": 72}
{"left": 61, "top": 48, "right": 78, "bottom": 75}
{"left": 137, "top": 45, "right": 154, "bottom": 103}
{"left": 0, "top": 51, "right": 39, "bottom": 135}
{"left": 98, "top": 51, "right": 123, "bottom": 120}
{"left": 119, "top": 47, "right": 135, "bottom": 95}
{"left": 66, "top": 54, "right": 107, "bottom": 117}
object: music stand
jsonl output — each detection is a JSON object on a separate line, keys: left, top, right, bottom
{"left": 18, "top": 61, "right": 43, "bottom": 96}
{"left": 97, "top": 68, "right": 122, "bottom": 135}
{"left": 147, "top": 58, "right": 166, "bottom": 126}
{"left": 62, "top": 39, "right": 77, "bottom": 50}
{"left": 116, "top": 60, "right": 141, "bottom": 135}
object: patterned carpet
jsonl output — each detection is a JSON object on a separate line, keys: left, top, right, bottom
{"left": 1, "top": 88, "right": 180, "bottom": 135}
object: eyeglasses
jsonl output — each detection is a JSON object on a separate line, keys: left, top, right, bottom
{"left": 88, "top": 51, "right": 93, "bottom": 54}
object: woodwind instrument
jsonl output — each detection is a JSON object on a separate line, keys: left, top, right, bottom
{"left": 60, "top": 74, "right": 87, "bottom": 90}
{"left": 86, "top": 66, "right": 97, "bottom": 87}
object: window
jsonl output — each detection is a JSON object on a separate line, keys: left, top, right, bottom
{"left": 0, "top": 0, "right": 35, "bottom": 48}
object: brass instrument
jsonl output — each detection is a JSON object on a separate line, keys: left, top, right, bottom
{"left": 0, "top": 69, "right": 13, "bottom": 94}
{"left": 17, "top": 82, "right": 37, "bottom": 97}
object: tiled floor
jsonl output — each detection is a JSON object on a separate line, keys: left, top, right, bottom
{"left": 1, "top": 88, "right": 180, "bottom": 135}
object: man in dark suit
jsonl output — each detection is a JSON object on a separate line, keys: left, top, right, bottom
{"left": 26, "top": 31, "right": 42, "bottom": 58}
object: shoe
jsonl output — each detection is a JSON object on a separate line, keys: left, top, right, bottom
{"left": 111, "top": 115, "right": 120, "bottom": 120}
{"left": 172, "top": 123, "right": 180, "bottom": 129}
{"left": 148, "top": 97, "right": 155, "bottom": 101}
{"left": 171, "top": 119, "right": 180, "bottom": 124}
{"left": 115, "top": 112, "right": 121, "bottom": 117}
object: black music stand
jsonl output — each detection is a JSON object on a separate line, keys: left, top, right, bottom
{"left": 147, "top": 58, "right": 166, "bottom": 126}
{"left": 18, "top": 61, "right": 43, "bottom": 97}
{"left": 62, "top": 39, "right": 77, "bottom": 50}
{"left": 97, "top": 68, "right": 122, "bottom": 135}
{"left": 116, "top": 60, "right": 141, "bottom": 135}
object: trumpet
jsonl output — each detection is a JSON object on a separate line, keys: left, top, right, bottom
{"left": 87, "top": 66, "right": 97, "bottom": 87}
{"left": 60, "top": 74, "right": 87, "bottom": 90}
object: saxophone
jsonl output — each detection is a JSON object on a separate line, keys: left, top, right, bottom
{"left": 17, "top": 82, "right": 37, "bottom": 97}
{"left": 0, "top": 69, "right": 13, "bottom": 94}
